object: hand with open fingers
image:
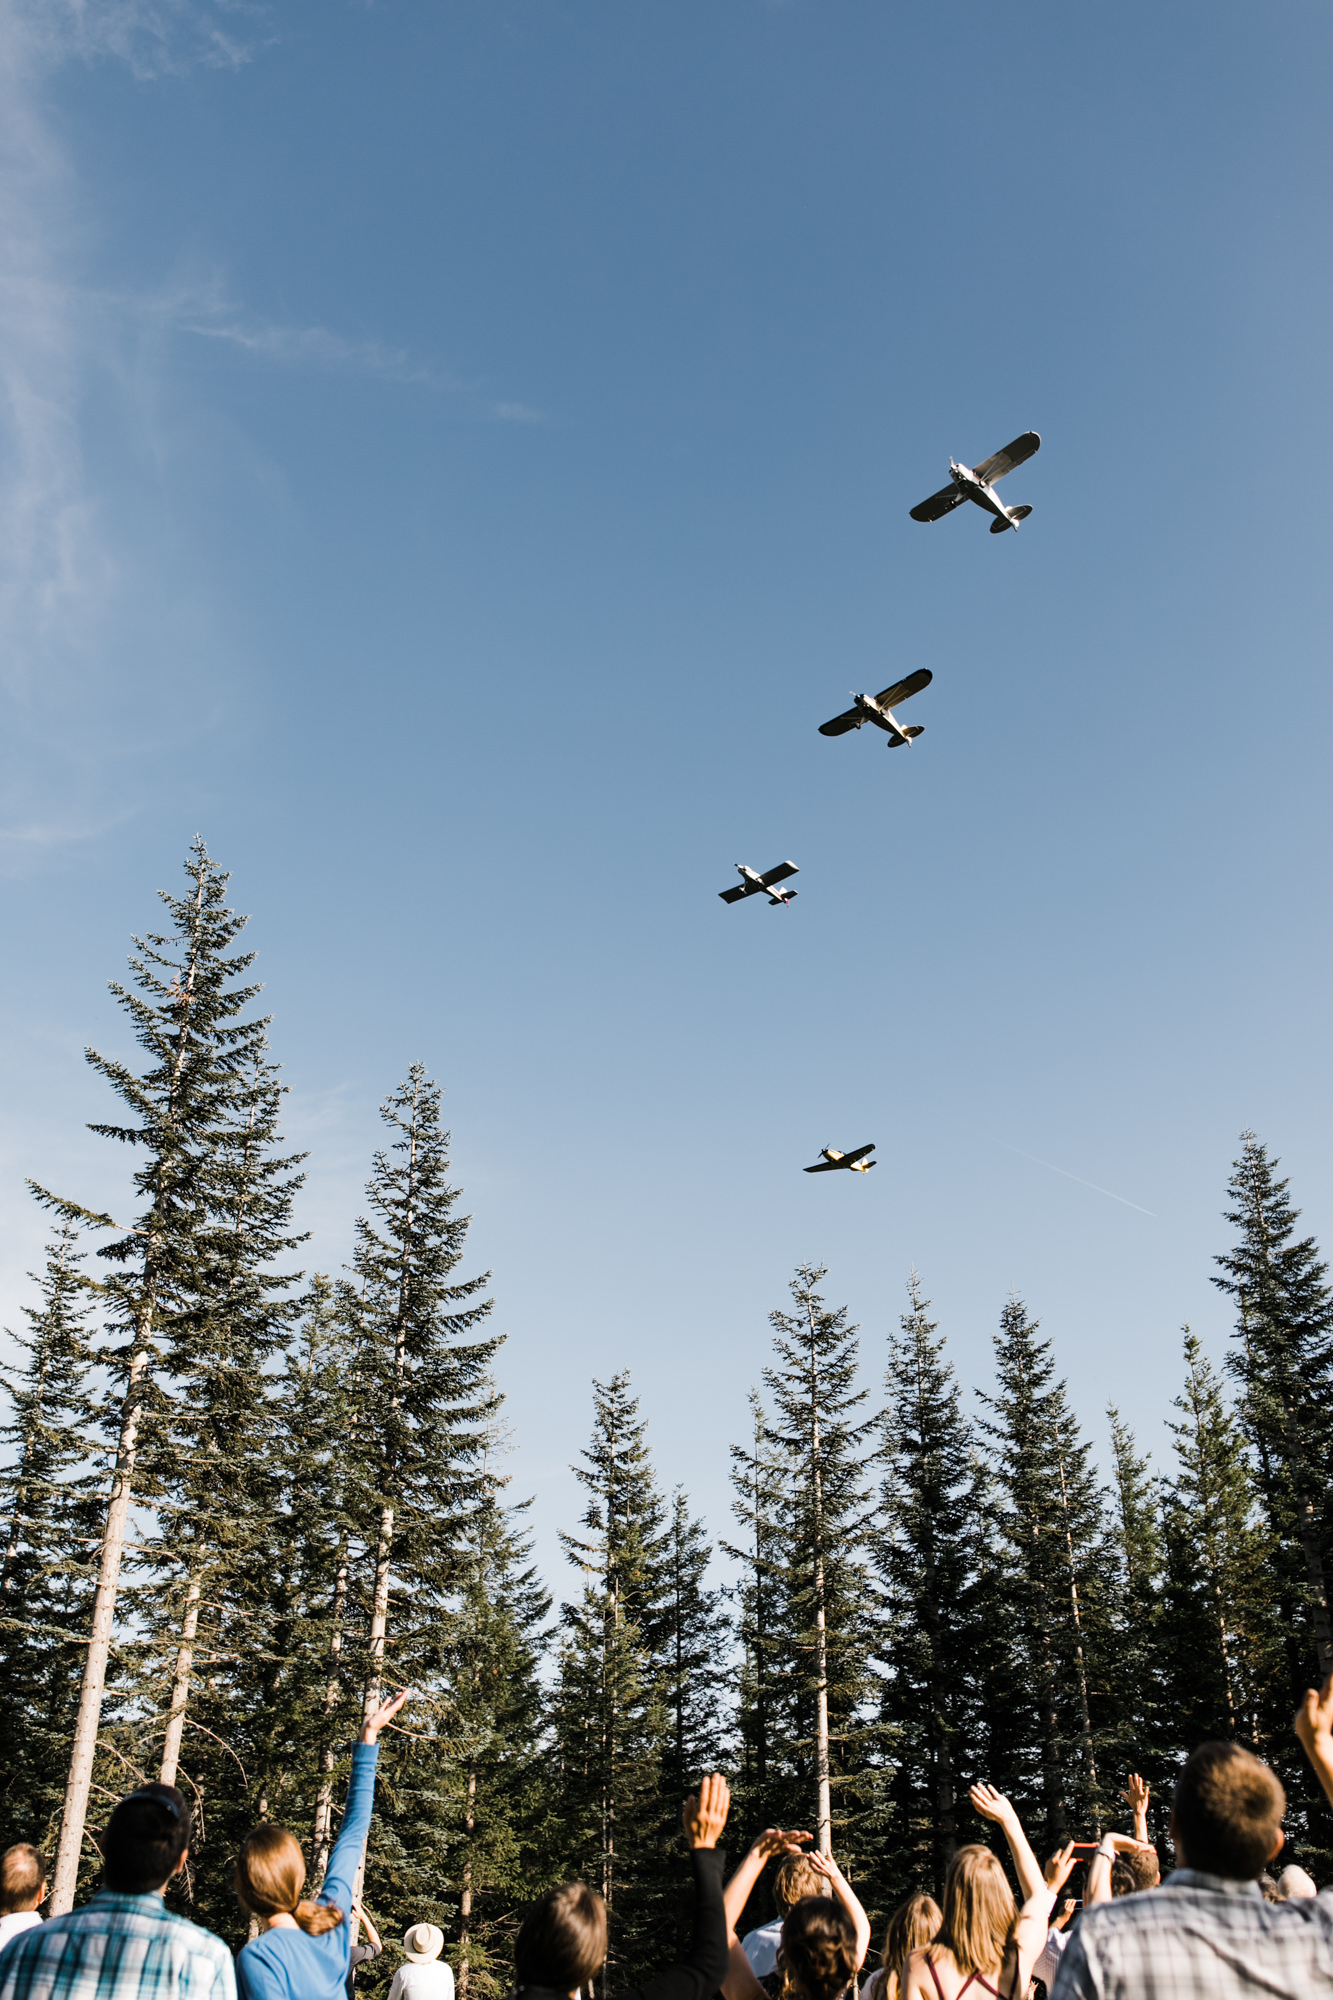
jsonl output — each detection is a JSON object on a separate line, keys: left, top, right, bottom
{"left": 1296, "top": 1671, "right": 1333, "bottom": 1760}
{"left": 361, "top": 1687, "right": 410, "bottom": 1743}
{"left": 1054, "top": 1899, "right": 1077, "bottom": 1931}
{"left": 751, "top": 1828, "right": 812, "bottom": 1861}
{"left": 1044, "top": 1842, "right": 1078, "bottom": 1893}
{"left": 804, "top": 1851, "right": 843, "bottom": 1882}
{"left": 683, "top": 1772, "right": 732, "bottom": 1849}
{"left": 1121, "top": 1773, "right": 1150, "bottom": 1815}
{"left": 969, "top": 1782, "right": 1016, "bottom": 1826}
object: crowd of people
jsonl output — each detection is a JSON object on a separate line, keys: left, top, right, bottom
{"left": 4, "top": 1675, "right": 1333, "bottom": 2000}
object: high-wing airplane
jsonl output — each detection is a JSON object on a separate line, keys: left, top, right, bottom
{"left": 910, "top": 430, "right": 1041, "bottom": 534}
{"left": 719, "top": 860, "right": 799, "bottom": 907}
{"left": 804, "top": 1144, "right": 876, "bottom": 1174}
{"left": 819, "top": 669, "right": 932, "bottom": 747}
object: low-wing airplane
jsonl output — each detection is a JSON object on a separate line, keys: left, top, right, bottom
{"left": 804, "top": 1144, "right": 876, "bottom": 1174}
{"left": 819, "top": 669, "right": 932, "bottom": 747}
{"left": 719, "top": 860, "right": 799, "bottom": 907}
{"left": 910, "top": 430, "right": 1041, "bottom": 534}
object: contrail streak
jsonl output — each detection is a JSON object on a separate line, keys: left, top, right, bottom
{"left": 994, "top": 1141, "right": 1157, "bottom": 1217}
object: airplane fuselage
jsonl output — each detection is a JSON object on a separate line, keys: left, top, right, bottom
{"left": 737, "top": 863, "right": 794, "bottom": 905}
{"left": 950, "top": 459, "right": 1019, "bottom": 530}
{"left": 853, "top": 692, "right": 906, "bottom": 738}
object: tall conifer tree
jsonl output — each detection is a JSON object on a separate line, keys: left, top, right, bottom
{"left": 763, "top": 1265, "right": 878, "bottom": 1859}
{"left": 725, "top": 1392, "right": 789, "bottom": 1835}
{"left": 33, "top": 839, "right": 270, "bottom": 1911}
{"left": 875, "top": 1276, "right": 977, "bottom": 1891}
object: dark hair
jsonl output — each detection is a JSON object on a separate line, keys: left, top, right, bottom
{"left": 515, "top": 1883, "right": 607, "bottom": 1992}
{"left": 102, "top": 1785, "right": 190, "bottom": 1894}
{"left": 780, "top": 1897, "right": 858, "bottom": 2000}
{"left": 0, "top": 1845, "right": 44, "bottom": 1913}
{"left": 1173, "top": 1742, "right": 1285, "bottom": 1880}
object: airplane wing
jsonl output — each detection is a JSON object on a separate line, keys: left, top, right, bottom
{"left": 760, "top": 861, "right": 798, "bottom": 888}
{"left": 841, "top": 1143, "right": 875, "bottom": 1165}
{"left": 819, "top": 705, "right": 862, "bottom": 737}
{"left": 973, "top": 431, "right": 1040, "bottom": 485}
{"left": 873, "top": 668, "right": 933, "bottom": 709}
{"left": 804, "top": 1159, "right": 840, "bottom": 1172}
{"left": 719, "top": 883, "right": 754, "bottom": 903}
{"left": 910, "top": 484, "right": 967, "bottom": 523}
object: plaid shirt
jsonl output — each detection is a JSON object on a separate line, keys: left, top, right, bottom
{"left": 1050, "top": 1868, "right": 1333, "bottom": 1999}
{"left": 0, "top": 1893, "right": 235, "bottom": 2000}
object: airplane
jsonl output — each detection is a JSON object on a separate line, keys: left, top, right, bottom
{"left": 804, "top": 1144, "right": 876, "bottom": 1174}
{"left": 910, "top": 430, "right": 1041, "bottom": 534}
{"left": 819, "top": 669, "right": 932, "bottom": 747}
{"left": 719, "top": 860, "right": 799, "bottom": 907}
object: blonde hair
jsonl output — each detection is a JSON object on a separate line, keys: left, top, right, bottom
{"left": 874, "top": 1892, "right": 941, "bottom": 2000}
{"left": 774, "top": 1854, "right": 829, "bottom": 1918}
{"left": 235, "top": 1826, "right": 343, "bottom": 1936}
{"left": 931, "top": 1847, "right": 1015, "bottom": 1979}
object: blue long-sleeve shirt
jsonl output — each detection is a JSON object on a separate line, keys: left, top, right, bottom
{"left": 237, "top": 1743, "right": 380, "bottom": 2000}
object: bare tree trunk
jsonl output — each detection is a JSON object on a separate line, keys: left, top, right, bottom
{"left": 313, "top": 1539, "right": 350, "bottom": 1881}
{"left": 807, "top": 1309, "right": 831, "bottom": 1853}
{"left": 158, "top": 1571, "right": 202, "bottom": 1785}
{"left": 458, "top": 1763, "right": 477, "bottom": 2000}
{"left": 49, "top": 1325, "right": 156, "bottom": 1911}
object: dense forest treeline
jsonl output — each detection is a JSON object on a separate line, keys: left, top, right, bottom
{"left": 2, "top": 841, "right": 1332, "bottom": 1990}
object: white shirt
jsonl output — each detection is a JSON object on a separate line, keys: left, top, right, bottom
{"left": 0, "top": 1915, "right": 42, "bottom": 1953}
{"left": 742, "top": 1921, "right": 784, "bottom": 1980}
{"left": 387, "top": 1963, "right": 454, "bottom": 2000}
{"left": 1033, "top": 1923, "right": 1068, "bottom": 1992}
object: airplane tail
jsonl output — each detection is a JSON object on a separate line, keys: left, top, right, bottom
{"left": 887, "top": 725, "right": 925, "bottom": 748}
{"left": 990, "top": 504, "right": 1033, "bottom": 534}
{"left": 767, "top": 890, "right": 797, "bottom": 905}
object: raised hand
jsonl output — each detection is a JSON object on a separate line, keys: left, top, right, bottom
{"left": 750, "top": 1828, "right": 812, "bottom": 1860}
{"left": 361, "top": 1688, "right": 409, "bottom": 1743}
{"left": 683, "top": 1772, "right": 732, "bottom": 1849}
{"left": 1121, "top": 1773, "right": 1150, "bottom": 1815}
{"left": 1296, "top": 1671, "right": 1333, "bottom": 1762}
{"left": 969, "top": 1782, "right": 1016, "bottom": 1826}
{"left": 1044, "top": 1842, "right": 1078, "bottom": 1893}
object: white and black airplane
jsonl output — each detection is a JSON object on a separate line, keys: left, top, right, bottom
{"left": 819, "top": 670, "right": 932, "bottom": 747}
{"left": 719, "top": 860, "right": 799, "bottom": 906}
{"left": 910, "top": 430, "right": 1040, "bottom": 534}
{"left": 804, "top": 1144, "right": 876, "bottom": 1175}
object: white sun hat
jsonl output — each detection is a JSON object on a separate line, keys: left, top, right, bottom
{"left": 403, "top": 1925, "right": 445, "bottom": 1963}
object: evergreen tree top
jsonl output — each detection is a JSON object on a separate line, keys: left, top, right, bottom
{"left": 764, "top": 1264, "right": 874, "bottom": 1467}
{"left": 1213, "top": 1130, "right": 1333, "bottom": 1385}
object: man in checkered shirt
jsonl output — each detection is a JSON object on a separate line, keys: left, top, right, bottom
{"left": 0, "top": 1784, "right": 234, "bottom": 2000}
{"left": 1051, "top": 1670, "right": 1333, "bottom": 1997}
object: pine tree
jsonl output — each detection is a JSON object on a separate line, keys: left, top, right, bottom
{"left": 1102, "top": 1407, "right": 1164, "bottom": 1809}
{"left": 1159, "top": 1332, "right": 1278, "bottom": 1755}
{"left": 1213, "top": 1133, "right": 1333, "bottom": 1698}
{"left": 658, "top": 1491, "right": 724, "bottom": 1837}
{"left": 32, "top": 838, "right": 270, "bottom": 1911}
{"left": 0, "top": 1227, "right": 100, "bottom": 1849}
{"left": 344, "top": 1066, "right": 503, "bottom": 1923}
{"left": 976, "top": 1297, "right": 1113, "bottom": 1847}
{"left": 763, "top": 1265, "right": 879, "bottom": 1859}
{"left": 724, "top": 1391, "right": 789, "bottom": 1831}
{"left": 874, "top": 1275, "right": 977, "bottom": 1893}
{"left": 554, "top": 1372, "right": 671, "bottom": 1988}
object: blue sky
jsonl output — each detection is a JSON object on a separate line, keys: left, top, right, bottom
{"left": 2, "top": 1, "right": 1332, "bottom": 1589}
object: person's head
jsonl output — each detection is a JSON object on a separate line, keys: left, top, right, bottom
{"left": 778, "top": 1896, "right": 858, "bottom": 2000}
{"left": 1276, "top": 1863, "right": 1318, "bottom": 1901}
{"left": 403, "top": 1924, "right": 445, "bottom": 1963}
{"left": 101, "top": 1786, "right": 190, "bottom": 1895}
{"left": 933, "top": 1846, "right": 1015, "bottom": 1978}
{"left": 515, "top": 1884, "right": 607, "bottom": 1995}
{"left": 234, "top": 1825, "right": 342, "bottom": 1935}
{"left": 1171, "top": 1742, "right": 1285, "bottom": 1881}
{"left": 879, "top": 1893, "right": 941, "bottom": 1999}
{"left": 773, "top": 1854, "right": 828, "bottom": 1919}
{"left": 0, "top": 1845, "right": 45, "bottom": 1914}
{"left": 1110, "top": 1847, "right": 1160, "bottom": 1897}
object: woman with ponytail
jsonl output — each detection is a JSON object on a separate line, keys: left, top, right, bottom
{"left": 235, "top": 1690, "right": 409, "bottom": 2000}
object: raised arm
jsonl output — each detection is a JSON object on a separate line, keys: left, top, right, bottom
{"left": 805, "top": 1852, "right": 871, "bottom": 1971}
{"left": 1121, "top": 1773, "right": 1150, "bottom": 1845}
{"left": 323, "top": 1691, "right": 410, "bottom": 1916}
{"left": 969, "top": 1784, "right": 1043, "bottom": 1902}
{"left": 352, "top": 1903, "right": 382, "bottom": 1954}
{"left": 723, "top": 1828, "right": 812, "bottom": 1938}
{"left": 1296, "top": 1671, "right": 1333, "bottom": 1811}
